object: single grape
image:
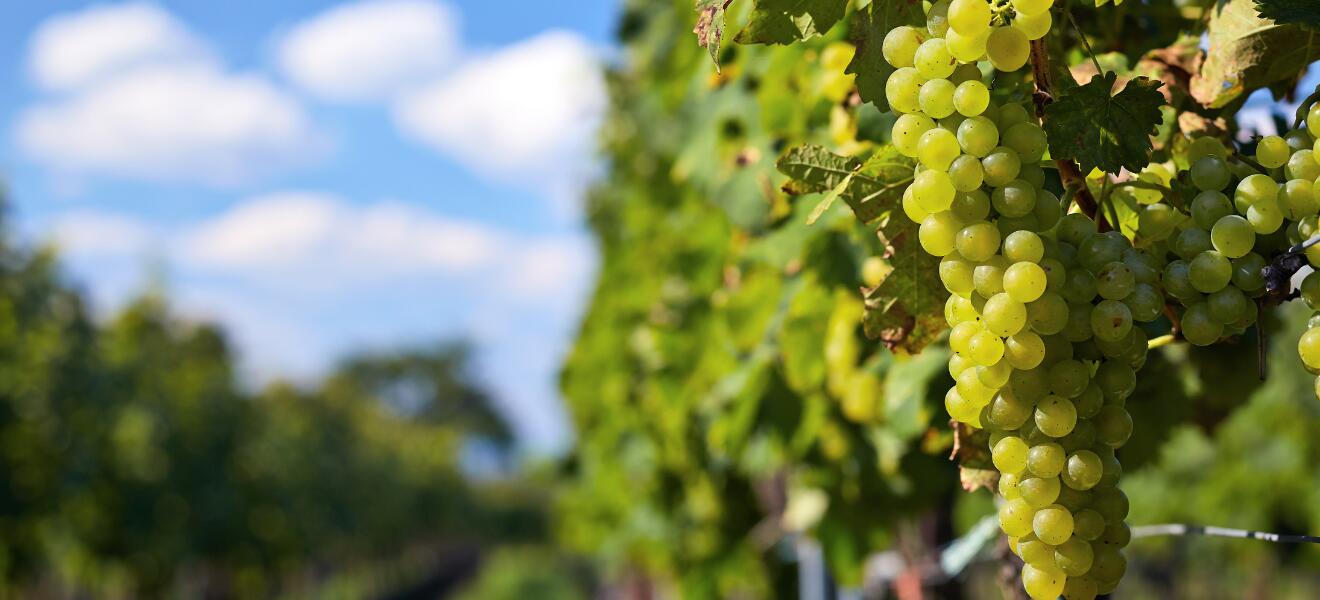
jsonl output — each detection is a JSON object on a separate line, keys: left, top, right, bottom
{"left": 946, "top": 27, "right": 991, "bottom": 62}
{"left": 926, "top": 0, "right": 952, "bottom": 35}
{"left": 1302, "top": 271, "right": 1320, "bottom": 309}
{"left": 1181, "top": 301, "right": 1223, "bottom": 346}
{"left": 1187, "top": 135, "right": 1228, "bottom": 162}
{"left": 948, "top": 154, "right": 986, "bottom": 192}
{"left": 1055, "top": 537, "right": 1095, "bottom": 577}
{"left": 1056, "top": 213, "right": 1098, "bottom": 246}
{"left": 983, "top": 146, "right": 1023, "bottom": 186}
{"left": 993, "top": 435, "right": 1031, "bottom": 474}
{"left": 1005, "top": 262, "right": 1049, "bottom": 303}
{"left": 974, "top": 256, "right": 1010, "bottom": 297}
{"left": 1004, "top": 230, "right": 1045, "bottom": 263}
{"left": 1062, "top": 449, "right": 1103, "bottom": 491}
{"left": 992, "top": 179, "right": 1038, "bottom": 217}
{"left": 882, "top": 26, "right": 926, "bottom": 68}
{"left": 1188, "top": 250, "right": 1232, "bottom": 293}
{"left": 912, "top": 169, "right": 958, "bottom": 213}
{"left": 1299, "top": 327, "right": 1320, "bottom": 370}
{"left": 1190, "top": 155, "right": 1231, "bottom": 191}
{"left": 1022, "top": 564, "right": 1066, "bottom": 600}
{"left": 1137, "top": 203, "right": 1181, "bottom": 240}
{"left": 1090, "top": 486, "right": 1130, "bottom": 522}
{"left": 892, "top": 113, "right": 936, "bottom": 157}
{"left": 1235, "top": 173, "right": 1278, "bottom": 211}
{"left": 885, "top": 67, "right": 926, "bottom": 114}
{"left": 1019, "top": 476, "right": 1062, "bottom": 508}
{"left": 919, "top": 211, "right": 962, "bottom": 256}
{"left": 1026, "top": 293, "right": 1069, "bottom": 335}
{"left": 1281, "top": 178, "right": 1318, "bottom": 219}
{"left": 1013, "top": 10, "right": 1051, "bottom": 41}
{"left": 997, "top": 103, "right": 1031, "bottom": 129}
{"left": 953, "top": 80, "right": 990, "bottom": 117}
{"left": 956, "top": 221, "right": 1001, "bottom": 261}
{"left": 1231, "top": 253, "right": 1267, "bottom": 291}
{"left": 986, "top": 26, "right": 1029, "bottom": 71}
{"left": 1061, "top": 269, "right": 1098, "bottom": 304}
{"left": 914, "top": 38, "right": 957, "bottom": 79}
{"left": 1094, "top": 404, "right": 1134, "bottom": 448}
{"left": 1072, "top": 509, "right": 1105, "bottom": 541}
{"left": 1005, "top": 330, "right": 1047, "bottom": 370}
{"left": 950, "top": 189, "right": 991, "bottom": 222}
{"left": 1000, "top": 497, "right": 1037, "bottom": 537}
{"left": 990, "top": 389, "right": 1034, "bottom": 429}
{"left": 901, "top": 187, "right": 929, "bottom": 223}
{"left": 1162, "top": 260, "right": 1199, "bottom": 300}
{"left": 1122, "top": 283, "right": 1163, "bottom": 322}
{"left": 957, "top": 116, "right": 1000, "bottom": 157}
{"left": 918, "top": 78, "right": 957, "bottom": 118}
{"left": 940, "top": 254, "right": 977, "bottom": 296}
{"left": 948, "top": 0, "right": 992, "bottom": 34}
{"left": 1247, "top": 200, "right": 1284, "bottom": 234}
{"left": 1033, "top": 504, "right": 1075, "bottom": 545}
{"left": 1012, "top": 0, "right": 1053, "bottom": 15}
{"left": 985, "top": 292, "right": 1028, "bottom": 336}
{"left": 1257, "top": 135, "right": 1290, "bottom": 169}
{"left": 1035, "top": 395, "right": 1077, "bottom": 437}
{"left": 1191, "top": 190, "right": 1234, "bottom": 229}
{"left": 1090, "top": 299, "right": 1133, "bottom": 342}
{"left": 1173, "top": 228, "right": 1212, "bottom": 260}
{"left": 1206, "top": 286, "right": 1249, "bottom": 323}
{"left": 1027, "top": 442, "right": 1066, "bottom": 478}
{"left": 1004, "top": 122, "right": 1048, "bottom": 163}
{"left": 1287, "top": 149, "right": 1320, "bottom": 181}
{"left": 969, "top": 329, "right": 1007, "bottom": 365}
{"left": 1095, "top": 262, "right": 1135, "bottom": 300}
{"left": 918, "top": 127, "right": 962, "bottom": 170}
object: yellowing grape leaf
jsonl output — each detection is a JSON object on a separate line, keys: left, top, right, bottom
{"left": 1193, "top": 0, "right": 1320, "bottom": 108}
{"left": 734, "top": 0, "right": 849, "bottom": 45}
{"left": 846, "top": 0, "right": 925, "bottom": 112}
{"left": 862, "top": 211, "right": 947, "bottom": 354}
{"left": 1043, "top": 72, "right": 1165, "bottom": 174}
{"left": 776, "top": 144, "right": 914, "bottom": 223}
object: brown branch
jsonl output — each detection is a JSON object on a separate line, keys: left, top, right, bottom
{"left": 1028, "top": 38, "right": 1109, "bottom": 232}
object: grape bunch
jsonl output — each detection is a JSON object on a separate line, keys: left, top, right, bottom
{"left": 881, "top": 0, "right": 1147, "bottom": 598}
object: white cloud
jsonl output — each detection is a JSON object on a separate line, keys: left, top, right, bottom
{"left": 393, "top": 31, "right": 606, "bottom": 179}
{"left": 17, "top": 63, "right": 322, "bottom": 186}
{"left": 49, "top": 210, "right": 157, "bottom": 257}
{"left": 28, "top": 2, "right": 209, "bottom": 91}
{"left": 277, "top": 0, "right": 459, "bottom": 102}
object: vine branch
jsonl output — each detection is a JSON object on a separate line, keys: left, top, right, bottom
{"left": 1028, "top": 38, "right": 1109, "bottom": 232}
{"left": 1133, "top": 523, "right": 1320, "bottom": 544}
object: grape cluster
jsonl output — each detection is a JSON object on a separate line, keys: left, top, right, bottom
{"left": 883, "top": 1, "right": 1144, "bottom": 598}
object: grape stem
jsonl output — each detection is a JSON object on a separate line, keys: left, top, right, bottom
{"left": 1231, "top": 154, "right": 1269, "bottom": 176}
{"left": 1132, "top": 523, "right": 1320, "bottom": 544}
{"left": 1146, "top": 334, "right": 1178, "bottom": 349}
{"left": 1027, "top": 38, "right": 1110, "bottom": 232}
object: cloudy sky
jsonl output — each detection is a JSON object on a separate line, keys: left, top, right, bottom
{"left": 0, "top": 1, "right": 619, "bottom": 455}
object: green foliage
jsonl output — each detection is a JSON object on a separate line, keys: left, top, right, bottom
{"left": 1044, "top": 72, "right": 1166, "bottom": 174}
{"left": 846, "top": 0, "right": 924, "bottom": 113}
{"left": 1194, "top": 0, "right": 1320, "bottom": 108}
{"left": 776, "top": 144, "right": 914, "bottom": 223}
{"left": 863, "top": 212, "right": 947, "bottom": 354}
{"left": 734, "top": 0, "right": 850, "bottom": 45}
{"left": 1253, "top": 0, "right": 1320, "bottom": 31}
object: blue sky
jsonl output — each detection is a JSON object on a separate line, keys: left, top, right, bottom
{"left": 0, "top": 1, "right": 620, "bottom": 455}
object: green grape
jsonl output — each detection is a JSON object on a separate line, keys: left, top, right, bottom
{"left": 1000, "top": 497, "right": 1038, "bottom": 537}
{"left": 1062, "top": 302, "right": 1094, "bottom": 342}
{"left": 1287, "top": 149, "right": 1320, "bottom": 181}
{"left": 954, "top": 80, "right": 990, "bottom": 116}
{"left": 997, "top": 103, "right": 1031, "bottom": 129}
{"left": 938, "top": 112, "right": 967, "bottom": 132}
{"left": 1005, "top": 330, "right": 1046, "bottom": 369}
{"left": 1211, "top": 214, "right": 1255, "bottom": 258}
{"left": 892, "top": 113, "right": 936, "bottom": 157}
{"left": 1034, "top": 192, "right": 1063, "bottom": 231}
{"left": 1311, "top": 103, "right": 1320, "bottom": 137}
{"left": 1004, "top": 230, "right": 1045, "bottom": 263}
{"left": 974, "top": 256, "right": 1010, "bottom": 297}
{"left": 1121, "top": 249, "right": 1161, "bottom": 284}
{"left": 914, "top": 38, "right": 956, "bottom": 79}
{"left": 949, "top": 62, "right": 983, "bottom": 85}
{"left": 886, "top": 67, "right": 926, "bottom": 114}
{"left": 926, "top": 0, "right": 952, "bottom": 36}
{"left": 992, "top": 179, "right": 1037, "bottom": 217}
{"left": 1033, "top": 504, "right": 1075, "bottom": 545}
{"left": 1013, "top": 0, "right": 1054, "bottom": 15}
{"left": 1061, "top": 269, "right": 1097, "bottom": 304}
{"left": 969, "top": 329, "right": 1007, "bottom": 365}
{"left": 957, "top": 116, "right": 999, "bottom": 157}
{"left": 1027, "top": 442, "right": 1066, "bottom": 478}
{"left": 1090, "top": 300, "right": 1133, "bottom": 342}
{"left": 1019, "top": 476, "right": 1062, "bottom": 508}
{"left": 1191, "top": 190, "right": 1233, "bottom": 229}
{"left": 882, "top": 25, "right": 926, "bottom": 68}
{"left": 950, "top": 189, "right": 991, "bottom": 222}
{"left": 1189, "top": 250, "right": 1232, "bottom": 293}
{"left": 1072, "top": 385, "right": 1103, "bottom": 419}
{"left": 1057, "top": 213, "right": 1098, "bottom": 245}
{"left": 902, "top": 187, "right": 929, "bottom": 222}
{"left": 1287, "top": 128, "right": 1315, "bottom": 151}
{"left": 1005, "top": 262, "right": 1048, "bottom": 302}
{"left": 1047, "top": 359, "right": 1089, "bottom": 398}
{"left": 948, "top": 0, "right": 991, "bottom": 34}
{"left": 949, "top": 320, "right": 980, "bottom": 354}
{"left": 954, "top": 223, "right": 999, "bottom": 263}
{"left": 1235, "top": 173, "right": 1278, "bottom": 211}
{"left": 1013, "top": 9, "right": 1051, "bottom": 40}
{"left": 948, "top": 26, "right": 991, "bottom": 61}
{"left": 1181, "top": 301, "right": 1223, "bottom": 346}
{"left": 1094, "top": 359, "right": 1135, "bottom": 401}
{"left": 1000, "top": 471, "right": 1023, "bottom": 499}
{"left": 1017, "top": 534, "right": 1056, "bottom": 567}
{"left": 993, "top": 435, "right": 1030, "bottom": 474}
{"left": 1162, "top": 260, "right": 1199, "bottom": 300}
{"left": 1094, "top": 404, "right": 1133, "bottom": 448}
{"left": 1173, "top": 227, "right": 1212, "bottom": 260}
{"left": 947, "top": 155, "right": 985, "bottom": 192}
{"left": 912, "top": 168, "right": 958, "bottom": 212}
{"left": 919, "top": 211, "right": 962, "bottom": 256}
{"left": 957, "top": 367, "right": 995, "bottom": 404}
{"left": 990, "top": 389, "right": 1034, "bottom": 429}
{"left": 1257, "top": 135, "right": 1290, "bottom": 168}
{"left": 1282, "top": 178, "right": 1318, "bottom": 219}
{"left": 1187, "top": 135, "right": 1228, "bottom": 162}
{"left": 1064, "top": 577, "right": 1099, "bottom": 600}
{"left": 1247, "top": 200, "right": 1284, "bottom": 234}
{"left": 1022, "top": 564, "right": 1066, "bottom": 600}
{"left": 1054, "top": 483, "right": 1091, "bottom": 511}
{"left": 1090, "top": 547, "right": 1127, "bottom": 585}
{"left": 1090, "top": 486, "right": 1129, "bottom": 522}
{"left": 982, "top": 146, "right": 1022, "bottom": 186}
{"left": 1062, "top": 449, "right": 1102, "bottom": 491}
{"left": 1073, "top": 509, "right": 1105, "bottom": 541}
{"left": 1039, "top": 258, "right": 1066, "bottom": 290}
{"left": 1027, "top": 293, "right": 1069, "bottom": 335}
{"left": 1123, "top": 283, "right": 1163, "bottom": 322}
{"left": 1041, "top": 333, "right": 1074, "bottom": 365}
{"left": 945, "top": 295, "right": 970, "bottom": 325}
{"left": 1017, "top": 161, "right": 1045, "bottom": 186}
{"left": 1011, "top": 367, "right": 1051, "bottom": 402}
{"left": 918, "top": 78, "right": 957, "bottom": 118}
{"left": 1055, "top": 537, "right": 1095, "bottom": 577}
{"left": 1098, "top": 522, "right": 1131, "bottom": 549}
{"left": 986, "top": 26, "right": 1030, "bottom": 71}
{"left": 1004, "top": 122, "right": 1048, "bottom": 163}
{"left": 999, "top": 214, "right": 1040, "bottom": 236}
{"left": 1137, "top": 203, "right": 1181, "bottom": 240}
{"left": 985, "top": 292, "right": 1028, "bottom": 336}
{"left": 1079, "top": 232, "right": 1128, "bottom": 272}
{"left": 917, "top": 127, "right": 962, "bottom": 170}
{"left": 1301, "top": 271, "right": 1320, "bottom": 309}
{"left": 1190, "top": 155, "right": 1231, "bottom": 191}
{"left": 939, "top": 254, "right": 977, "bottom": 295}
{"left": 945, "top": 387, "right": 980, "bottom": 424}
{"left": 1095, "top": 262, "right": 1135, "bottom": 300}
{"left": 1231, "top": 252, "right": 1267, "bottom": 291}
{"left": 1299, "top": 327, "right": 1320, "bottom": 369}
{"left": 1035, "top": 395, "right": 1077, "bottom": 437}
{"left": 1206, "top": 286, "right": 1248, "bottom": 323}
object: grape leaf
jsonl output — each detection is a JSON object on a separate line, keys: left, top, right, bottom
{"left": 1192, "top": 0, "right": 1320, "bottom": 108}
{"left": 734, "top": 0, "right": 849, "bottom": 45}
{"left": 846, "top": 0, "right": 925, "bottom": 112}
{"left": 776, "top": 145, "right": 915, "bottom": 223}
{"left": 1043, "top": 72, "right": 1165, "bottom": 174}
{"left": 695, "top": 0, "right": 736, "bottom": 69}
{"left": 862, "top": 211, "right": 947, "bottom": 354}
{"left": 1253, "top": 0, "right": 1320, "bottom": 28}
